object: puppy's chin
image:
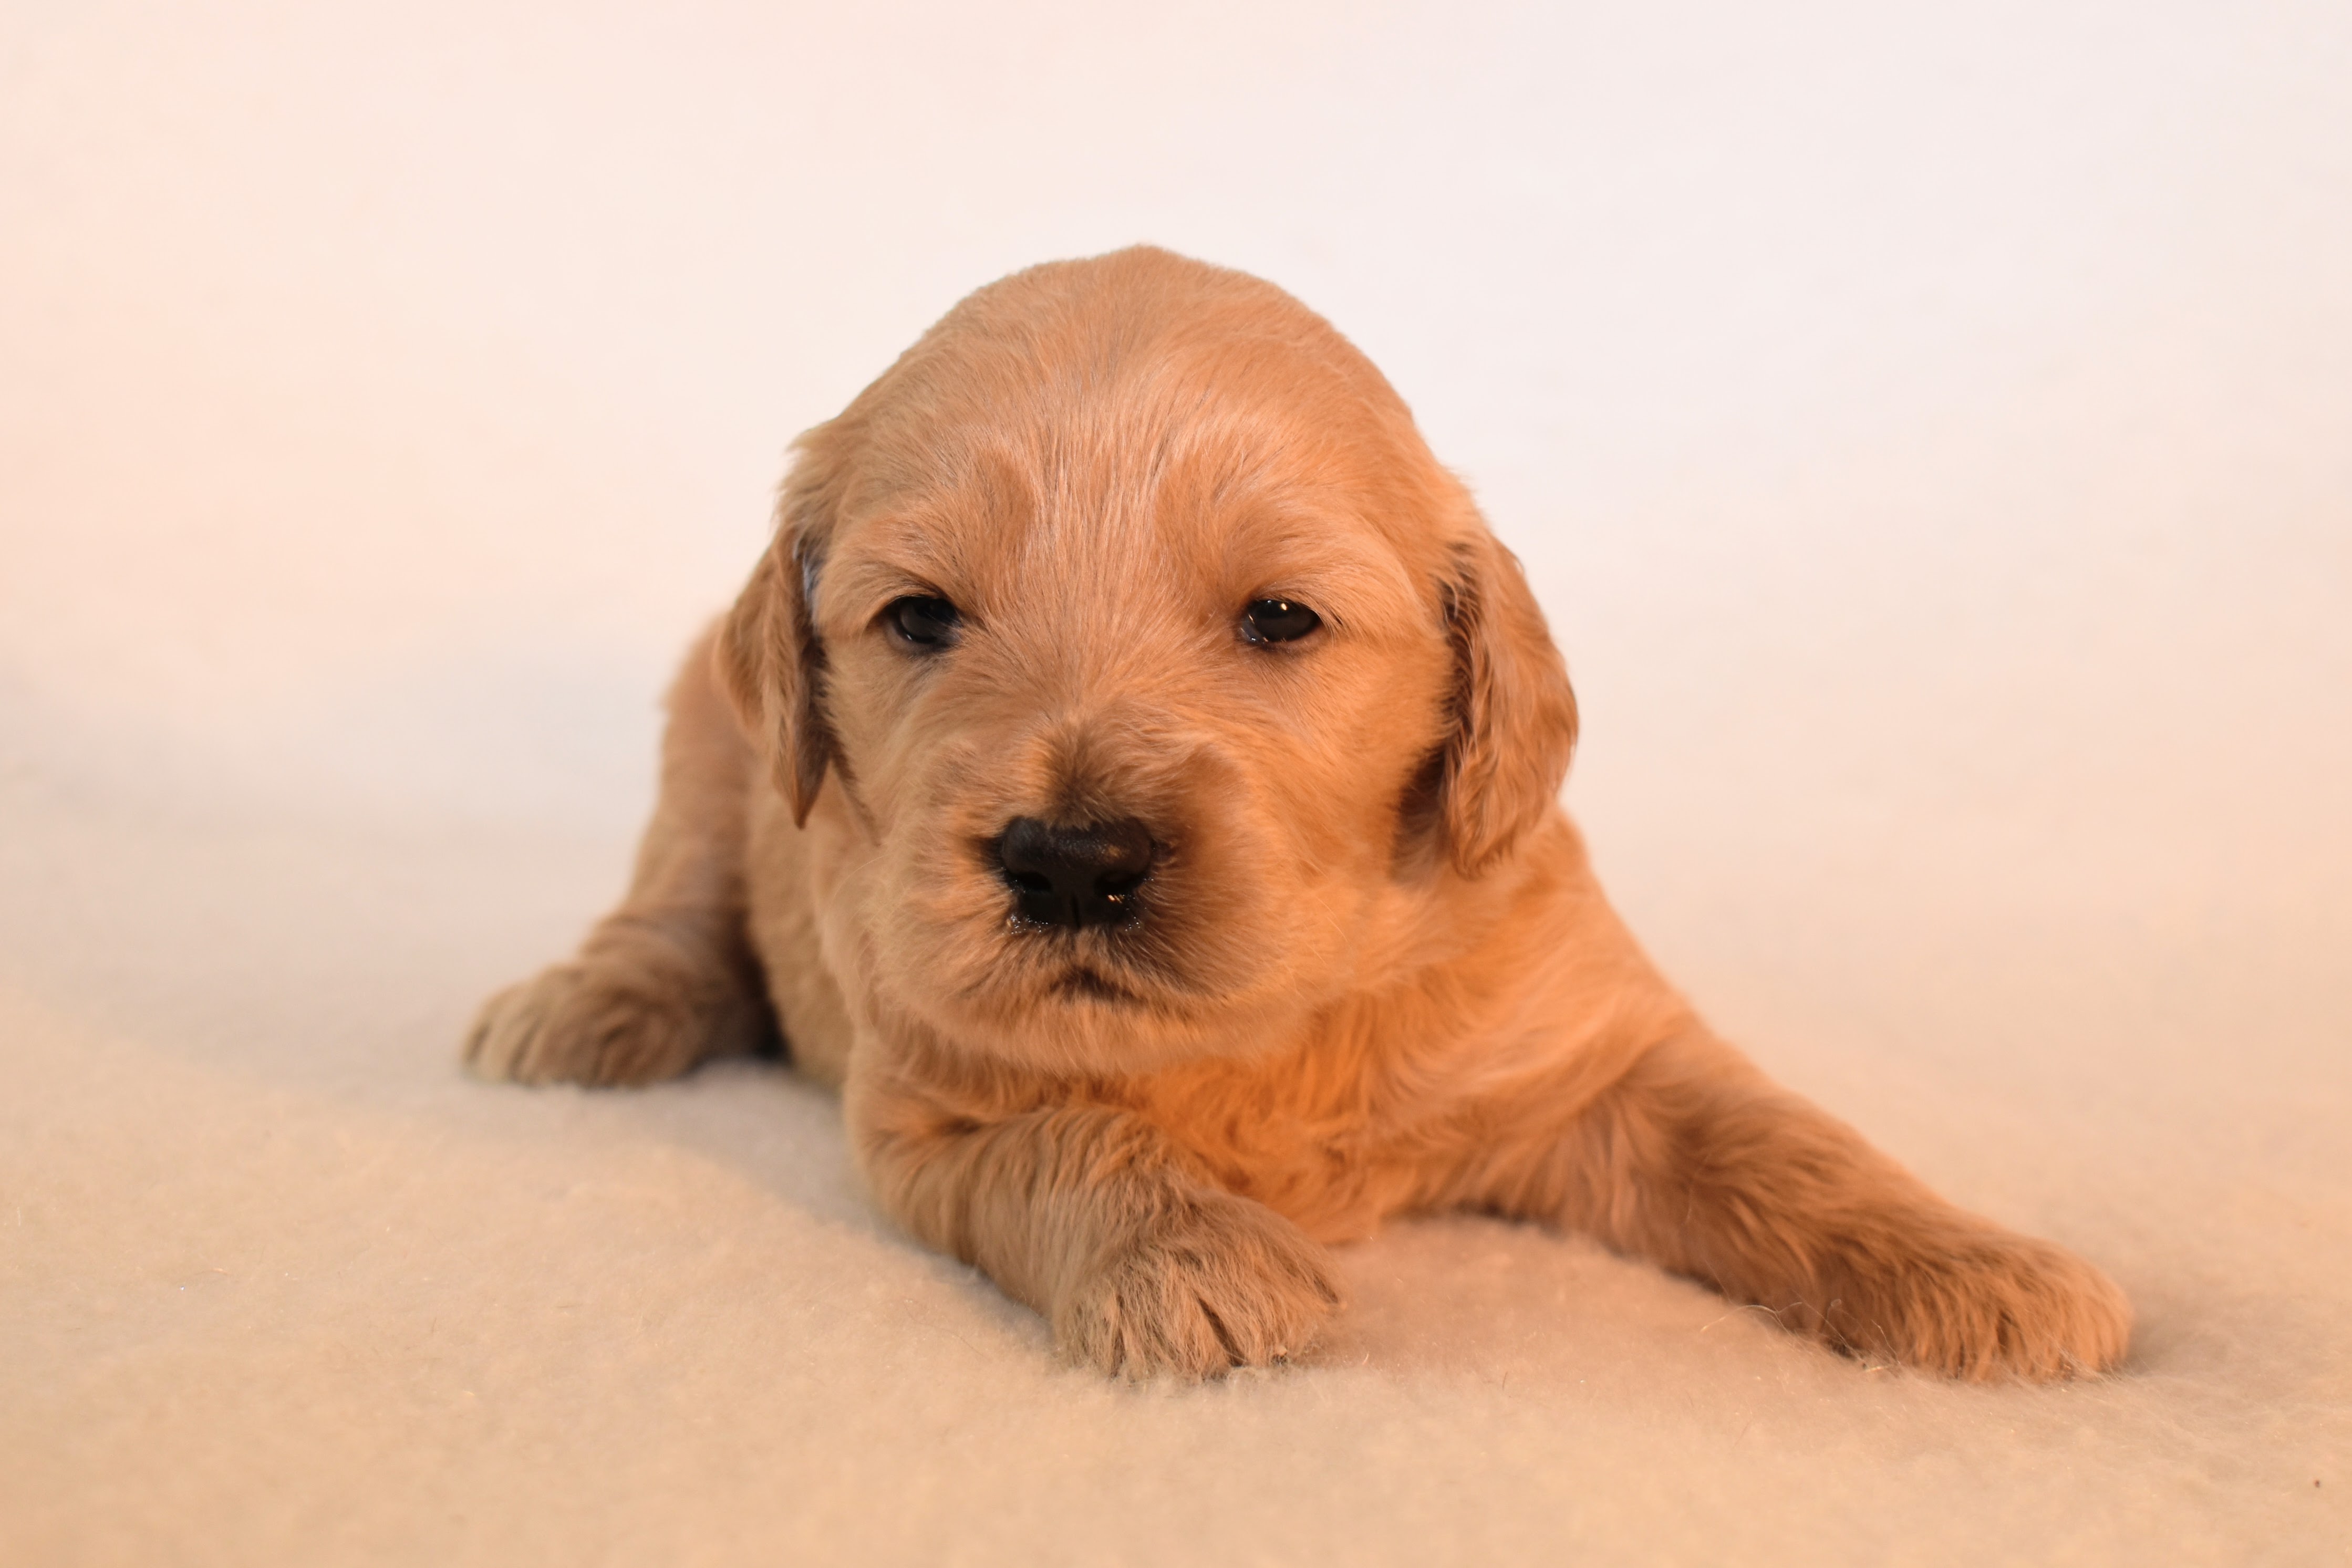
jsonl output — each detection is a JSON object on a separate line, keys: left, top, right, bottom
{"left": 890, "top": 933, "right": 1265, "bottom": 1075}
{"left": 857, "top": 884, "right": 1301, "bottom": 1075}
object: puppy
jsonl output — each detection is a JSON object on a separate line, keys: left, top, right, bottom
{"left": 467, "top": 246, "right": 2131, "bottom": 1382}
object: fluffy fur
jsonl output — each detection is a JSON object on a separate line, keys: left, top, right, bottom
{"left": 467, "top": 246, "right": 2131, "bottom": 1382}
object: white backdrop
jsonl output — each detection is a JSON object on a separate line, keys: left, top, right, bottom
{"left": 4, "top": 2, "right": 2348, "bottom": 1562}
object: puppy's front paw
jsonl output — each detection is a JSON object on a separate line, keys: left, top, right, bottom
{"left": 1054, "top": 1192, "right": 1341, "bottom": 1380}
{"left": 1803, "top": 1224, "right": 2132, "bottom": 1382}
{"left": 463, "top": 960, "right": 712, "bottom": 1087}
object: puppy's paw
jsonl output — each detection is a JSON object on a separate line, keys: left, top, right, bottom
{"left": 463, "top": 960, "right": 714, "bottom": 1087}
{"left": 1054, "top": 1192, "right": 1341, "bottom": 1380}
{"left": 1801, "top": 1224, "right": 2132, "bottom": 1382}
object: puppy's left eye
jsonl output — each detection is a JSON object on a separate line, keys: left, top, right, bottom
{"left": 884, "top": 595, "right": 962, "bottom": 649}
{"left": 1240, "top": 598, "right": 1321, "bottom": 646}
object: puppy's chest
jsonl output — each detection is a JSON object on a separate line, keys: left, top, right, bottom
{"left": 1128, "top": 1049, "right": 1470, "bottom": 1242}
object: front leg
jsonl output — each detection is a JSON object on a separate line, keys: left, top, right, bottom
{"left": 851, "top": 1064, "right": 1340, "bottom": 1378}
{"left": 1505, "top": 1033, "right": 2132, "bottom": 1380}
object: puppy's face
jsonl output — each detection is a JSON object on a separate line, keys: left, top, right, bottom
{"left": 724, "top": 250, "right": 1575, "bottom": 1074}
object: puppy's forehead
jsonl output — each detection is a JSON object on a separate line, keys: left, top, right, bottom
{"left": 823, "top": 251, "right": 1445, "bottom": 617}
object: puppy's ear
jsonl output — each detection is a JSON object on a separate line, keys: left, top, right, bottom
{"left": 716, "top": 494, "right": 837, "bottom": 827}
{"left": 1435, "top": 528, "right": 1578, "bottom": 876}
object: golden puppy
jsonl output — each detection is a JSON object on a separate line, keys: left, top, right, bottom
{"left": 467, "top": 246, "right": 2131, "bottom": 1382}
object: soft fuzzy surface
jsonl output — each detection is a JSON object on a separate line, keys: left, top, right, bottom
{"left": 4, "top": 2, "right": 2348, "bottom": 1563}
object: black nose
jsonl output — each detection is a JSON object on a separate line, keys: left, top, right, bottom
{"left": 996, "top": 816, "right": 1155, "bottom": 930}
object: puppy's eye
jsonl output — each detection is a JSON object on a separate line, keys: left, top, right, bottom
{"left": 884, "top": 595, "right": 962, "bottom": 650}
{"left": 1240, "top": 598, "right": 1321, "bottom": 646}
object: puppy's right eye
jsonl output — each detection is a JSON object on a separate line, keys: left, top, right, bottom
{"left": 1240, "top": 597, "right": 1321, "bottom": 646}
{"left": 883, "top": 595, "right": 962, "bottom": 650}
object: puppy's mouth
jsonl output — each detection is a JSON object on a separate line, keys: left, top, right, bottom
{"left": 1049, "top": 965, "right": 1142, "bottom": 1005}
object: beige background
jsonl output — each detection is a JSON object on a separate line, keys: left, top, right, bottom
{"left": 4, "top": 2, "right": 2348, "bottom": 1562}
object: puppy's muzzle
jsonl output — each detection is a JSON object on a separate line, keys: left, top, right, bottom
{"left": 995, "top": 817, "right": 1155, "bottom": 930}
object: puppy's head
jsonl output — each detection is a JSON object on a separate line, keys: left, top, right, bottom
{"left": 722, "top": 247, "right": 1575, "bottom": 1072}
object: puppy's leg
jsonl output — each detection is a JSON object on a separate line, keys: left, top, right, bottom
{"left": 1502, "top": 1033, "right": 2131, "bottom": 1380}
{"left": 853, "top": 1073, "right": 1340, "bottom": 1379}
{"left": 465, "top": 627, "right": 769, "bottom": 1086}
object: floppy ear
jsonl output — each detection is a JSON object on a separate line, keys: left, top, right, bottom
{"left": 1435, "top": 527, "right": 1579, "bottom": 876}
{"left": 714, "top": 480, "right": 837, "bottom": 827}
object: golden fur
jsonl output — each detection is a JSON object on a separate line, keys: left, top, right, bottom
{"left": 467, "top": 246, "right": 2132, "bottom": 1382}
